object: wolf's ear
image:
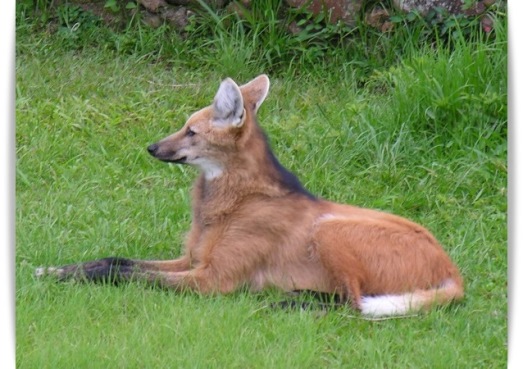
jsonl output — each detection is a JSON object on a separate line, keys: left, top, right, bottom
{"left": 240, "top": 74, "right": 270, "bottom": 114}
{"left": 212, "top": 78, "right": 245, "bottom": 128}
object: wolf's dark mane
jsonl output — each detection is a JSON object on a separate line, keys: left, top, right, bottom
{"left": 261, "top": 130, "right": 316, "bottom": 200}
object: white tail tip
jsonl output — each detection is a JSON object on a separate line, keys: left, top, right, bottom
{"left": 359, "top": 280, "right": 463, "bottom": 317}
{"left": 360, "top": 293, "right": 419, "bottom": 317}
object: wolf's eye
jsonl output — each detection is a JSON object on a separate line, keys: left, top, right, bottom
{"left": 186, "top": 128, "right": 196, "bottom": 137}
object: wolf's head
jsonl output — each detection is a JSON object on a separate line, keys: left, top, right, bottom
{"left": 147, "top": 75, "right": 270, "bottom": 180}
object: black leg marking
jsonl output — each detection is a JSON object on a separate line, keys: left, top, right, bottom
{"left": 80, "top": 257, "right": 137, "bottom": 284}
{"left": 37, "top": 256, "right": 138, "bottom": 285}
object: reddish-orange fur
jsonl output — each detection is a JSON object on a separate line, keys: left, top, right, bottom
{"left": 38, "top": 75, "right": 464, "bottom": 316}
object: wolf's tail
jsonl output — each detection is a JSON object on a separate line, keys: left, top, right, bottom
{"left": 359, "top": 279, "right": 464, "bottom": 317}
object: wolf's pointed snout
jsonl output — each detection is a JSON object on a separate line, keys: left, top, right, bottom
{"left": 147, "top": 143, "right": 159, "bottom": 156}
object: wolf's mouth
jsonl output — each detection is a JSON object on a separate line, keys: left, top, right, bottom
{"left": 154, "top": 153, "right": 188, "bottom": 164}
{"left": 154, "top": 155, "right": 188, "bottom": 164}
{"left": 171, "top": 156, "right": 187, "bottom": 164}
{"left": 154, "top": 155, "right": 187, "bottom": 164}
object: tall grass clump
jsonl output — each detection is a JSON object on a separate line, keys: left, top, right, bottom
{"left": 363, "top": 17, "right": 506, "bottom": 146}
{"left": 180, "top": 0, "right": 307, "bottom": 76}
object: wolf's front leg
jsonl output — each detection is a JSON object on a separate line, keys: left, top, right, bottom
{"left": 35, "top": 257, "right": 141, "bottom": 284}
{"left": 37, "top": 256, "right": 246, "bottom": 295}
{"left": 35, "top": 256, "right": 191, "bottom": 285}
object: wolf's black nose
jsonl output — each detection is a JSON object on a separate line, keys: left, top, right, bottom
{"left": 147, "top": 143, "right": 159, "bottom": 155}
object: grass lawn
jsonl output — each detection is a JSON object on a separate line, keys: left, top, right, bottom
{"left": 16, "top": 13, "right": 506, "bottom": 368}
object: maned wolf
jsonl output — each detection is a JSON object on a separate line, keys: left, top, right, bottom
{"left": 36, "top": 75, "right": 464, "bottom": 317}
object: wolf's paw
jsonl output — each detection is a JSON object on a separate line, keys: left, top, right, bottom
{"left": 35, "top": 266, "right": 65, "bottom": 278}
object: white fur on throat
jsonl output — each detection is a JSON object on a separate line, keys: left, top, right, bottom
{"left": 194, "top": 158, "right": 224, "bottom": 180}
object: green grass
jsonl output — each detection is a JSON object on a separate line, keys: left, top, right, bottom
{"left": 16, "top": 12, "right": 506, "bottom": 369}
